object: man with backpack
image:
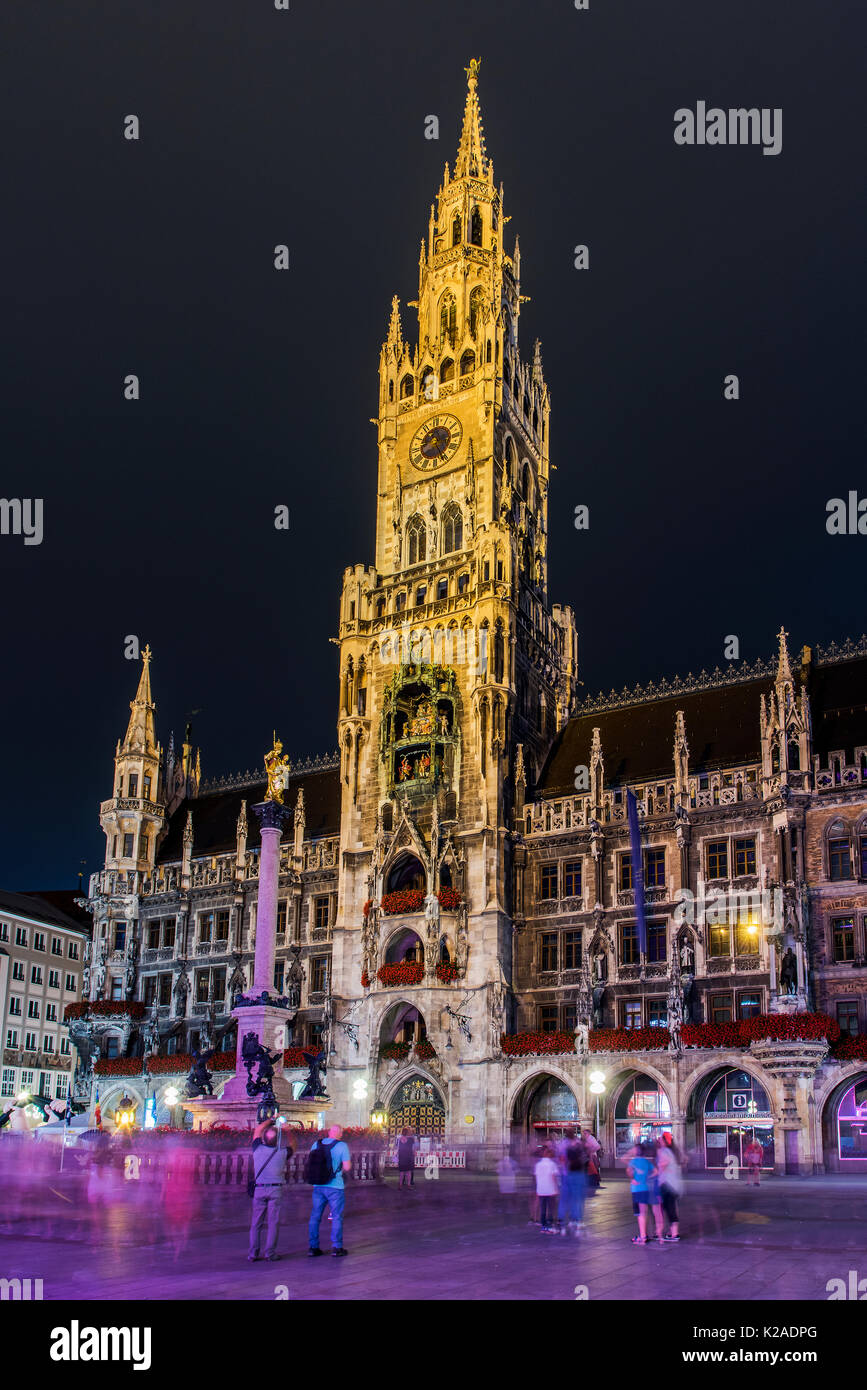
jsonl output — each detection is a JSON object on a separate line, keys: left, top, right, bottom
{"left": 306, "top": 1123, "right": 351, "bottom": 1257}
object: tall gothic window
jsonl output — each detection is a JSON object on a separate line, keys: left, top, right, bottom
{"left": 470, "top": 205, "right": 483, "bottom": 245}
{"left": 452, "top": 214, "right": 461, "bottom": 246}
{"left": 460, "top": 349, "right": 475, "bottom": 376}
{"left": 441, "top": 503, "right": 463, "bottom": 555}
{"left": 406, "top": 514, "right": 426, "bottom": 566}
{"left": 440, "top": 293, "right": 456, "bottom": 348}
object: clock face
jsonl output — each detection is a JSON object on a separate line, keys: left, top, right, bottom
{"left": 409, "top": 413, "right": 462, "bottom": 471}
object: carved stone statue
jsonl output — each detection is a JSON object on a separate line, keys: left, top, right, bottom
{"left": 592, "top": 951, "right": 607, "bottom": 984}
{"left": 299, "top": 1047, "right": 328, "bottom": 1099}
{"left": 592, "top": 984, "right": 606, "bottom": 1029}
{"left": 285, "top": 947, "right": 304, "bottom": 1010}
{"left": 241, "top": 1032, "right": 282, "bottom": 1100}
{"left": 574, "top": 1020, "right": 590, "bottom": 1057}
{"left": 185, "top": 1047, "right": 215, "bottom": 1098}
{"left": 780, "top": 947, "right": 798, "bottom": 996}
{"left": 679, "top": 937, "right": 695, "bottom": 974}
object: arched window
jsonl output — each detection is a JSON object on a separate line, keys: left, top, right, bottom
{"left": 523, "top": 394, "right": 530, "bottom": 418}
{"left": 486, "top": 338, "right": 492, "bottom": 363}
{"left": 452, "top": 213, "right": 462, "bottom": 246}
{"left": 469, "top": 288, "right": 485, "bottom": 339}
{"left": 532, "top": 405, "right": 538, "bottom": 433}
{"left": 440, "top": 293, "right": 456, "bottom": 348}
{"left": 400, "top": 373, "right": 414, "bottom": 399}
{"left": 420, "top": 367, "right": 435, "bottom": 400}
{"left": 406, "top": 514, "right": 426, "bottom": 566}
{"left": 521, "top": 461, "right": 531, "bottom": 501}
{"left": 388, "top": 380, "right": 394, "bottom": 402}
{"left": 470, "top": 205, "right": 483, "bottom": 245}
{"left": 502, "top": 307, "right": 512, "bottom": 343}
{"left": 440, "top": 357, "right": 455, "bottom": 383}
{"left": 441, "top": 502, "right": 463, "bottom": 555}
{"left": 460, "top": 349, "right": 475, "bottom": 376}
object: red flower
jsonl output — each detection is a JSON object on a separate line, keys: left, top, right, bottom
{"left": 415, "top": 1039, "right": 436, "bottom": 1059}
{"left": 361, "top": 971, "right": 370, "bottom": 989}
{"left": 380, "top": 1041, "right": 412, "bottom": 1060}
{"left": 589, "top": 1027, "right": 669, "bottom": 1053}
{"left": 377, "top": 962, "right": 425, "bottom": 987}
{"left": 94, "top": 1057, "right": 143, "bottom": 1076}
{"left": 64, "top": 1000, "right": 146, "bottom": 1022}
{"left": 833, "top": 1035, "right": 867, "bottom": 1060}
{"left": 436, "top": 887, "right": 462, "bottom": 911}
{"left": 283, "top": 1047, "right": 310, "bottom": 1067}
{"left": 435, "top": 962, "right": 459, "bottom": 983}
{"left": 380, "top": 890, "right": 425, "bottom": 916}
{"left": 500, "top": 1031, "right": 575, "bottom": 1056}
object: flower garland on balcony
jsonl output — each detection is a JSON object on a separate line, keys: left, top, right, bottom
{"left": 361, "top": 970, "right": 370, "bottom": 989}
{"left": 436, "top": 887, "right": 462, "bottom": 910}
{"left": 681, "top": 1013, "right": 840, "bottom": 1049}
{"left": 64, "top": 1000, "right": 147, "bottom": 1022}
{"left": 501, "top": 1030, "right": 576, "bottom": 1056}
{"left": 832, "top": 1034, "right": 867, "bottom": 1060}
{"left": 589, "top": 1027, "right": 669, "bottom": 1053}
{"left": 94, "top": 1057, "right": 143, "bottom": 1076}
{"left": 380, "top": 1040, "right": 412, "bottom": 1061}
{"left": 435, "top": 962, "right": 459, "bottom": 983}
{"left": 414, "top": 1039, "right": 436, "bottom": 1059}
{"left": 380, "top": 889, "right": 425, "bottom": 916}
{"left": 377, "top": 961, "right": 425, "bottom": 987}
{"left": 283, "top": 1047, "right": 310, "bottom": 1067}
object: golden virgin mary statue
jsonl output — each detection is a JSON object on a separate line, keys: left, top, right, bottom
{"left": 264, "top": 734, "right": 291, "bottom": 803}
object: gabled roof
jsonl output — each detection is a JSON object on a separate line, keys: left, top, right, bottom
{"left": 157, "top": 766, "right": 341, "bottom": 863}
{"left": 0, "top": 889, "right": 91, "bottom": 934}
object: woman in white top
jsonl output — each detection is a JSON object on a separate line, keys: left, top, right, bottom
{"left": 655, "top": 1133, "right": 684, "bottom": 1242}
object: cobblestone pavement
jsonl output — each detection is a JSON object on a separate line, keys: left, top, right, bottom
{"left": 3, "top": 1171, "right": 866, "bottom": 1301}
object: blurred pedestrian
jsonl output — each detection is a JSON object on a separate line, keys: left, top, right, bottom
{"left": 744, "top": 1137, "right": 763, "bottom": 1186}
{"left": 557, "top": 1128, "right": 587, "bottom": 1237}
{"left": 163, "top": 1143, "right": 201, "bottom": 1263}
{"left": 627, "top": 1141, "right": 660, "bottom": 1245}
{"left": 656, "top": 1133, "right": 684, "bottom": 1242}
{"left": 534, "top": 1144, "right": 560, "bottom": 1234}
{"left": 396, "top": 1128, "right": 416, "bottom": 1187}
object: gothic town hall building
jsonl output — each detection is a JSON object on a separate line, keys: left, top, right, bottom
{"left": 72, "top": 65, "right": 867, "bottom": 1174}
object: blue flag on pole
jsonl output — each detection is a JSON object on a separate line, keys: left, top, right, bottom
{"left": 626, "top": 788, "right": 648, "bottom": 959}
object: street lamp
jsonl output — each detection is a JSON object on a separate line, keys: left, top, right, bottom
{"left": 115, "top": 1094, "right": 136, "bottom": 1130}
{"left": 370, "top": 1099, "right": 388, "bottom": 1129}
{"left": 589, "top": 1070, "right": 606, "bottom": 1144}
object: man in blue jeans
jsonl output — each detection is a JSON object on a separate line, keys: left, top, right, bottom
{"left": 308, "top": 1124, "right": 352, "bottom": 1257}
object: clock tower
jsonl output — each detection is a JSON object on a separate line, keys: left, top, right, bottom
{"left": 329, "top": 61, "right": 578, "bottom": 1145}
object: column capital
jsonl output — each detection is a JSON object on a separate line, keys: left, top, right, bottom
{"left": 252, "top": 800, "right": 292, "bottom": 833}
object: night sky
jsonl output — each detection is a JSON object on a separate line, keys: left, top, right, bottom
{"left": 1, "top": 1, "right": 864, "bottom": 887}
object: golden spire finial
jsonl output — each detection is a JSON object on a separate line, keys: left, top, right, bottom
{"left": 464, "top": 57, "right": 481, "bottom": 84}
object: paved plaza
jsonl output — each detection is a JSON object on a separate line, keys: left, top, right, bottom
{"left": 3, "top": 1168, "right": 867, "bottom": 1301}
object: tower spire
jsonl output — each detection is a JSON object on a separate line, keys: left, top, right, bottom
{"left": 122, "top": 643, "right": 157, "bottom": 756}
{"left": 386, "top": 294, "right": 403, "bottom": 349}
{"left": 454, "top": 58, "right": 489, "bottom": 180}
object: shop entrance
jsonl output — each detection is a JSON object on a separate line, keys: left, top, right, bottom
{"left": 703, "top": 1069, "right": 774, "bottom": 1169}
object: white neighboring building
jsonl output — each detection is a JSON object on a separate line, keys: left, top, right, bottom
{"left": 0, "top": 891, "right": 89, "bottom": 1105}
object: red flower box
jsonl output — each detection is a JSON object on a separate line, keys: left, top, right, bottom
{"left": 500, "top": 1030, "right": 575, "bottom": 1056}
{"left": 436, "top": 887, "right": 462, "bottom": 911}
{"left": 415, "top": 1039, "right": 436, "bottom": 1059}
{"left": 377, "top": 962, "right": 424, "bottom": 987}
{"left": 94, "top": 1057, "right": 143, "bottom": 1076}
{"left": 680, "top": 1013, "right": 840, "bottom": 1049}
{"left": 435, "top": 962, "right": 459, "bottom": 983}
{"left": 361, "top": 971, "right": 370, "bottom": 989}
{"left": 833, "top": 1035, "right": 867, "bottom": 1060}
{"left": 147, "top": 1054, "right": 193, "bottom": 1074}
{"left": 64, "top": 1000, "right": 146, "bottom": 1022}
{"left": 380, "top": 890, "right": 425, "bottom": 916}
{"left": 381, "top": 1041, "right": 411, "bottom": 1061}
{"left": 589, "top": 1027, "right": 669, "bottom": 1053}
{"left": 283, "top": 1047, "right": 310, "bottom": 1067}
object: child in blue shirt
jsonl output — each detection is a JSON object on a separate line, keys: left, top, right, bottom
{"left": 627, "top": 1141, "right": 660, "bottom": 1245}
